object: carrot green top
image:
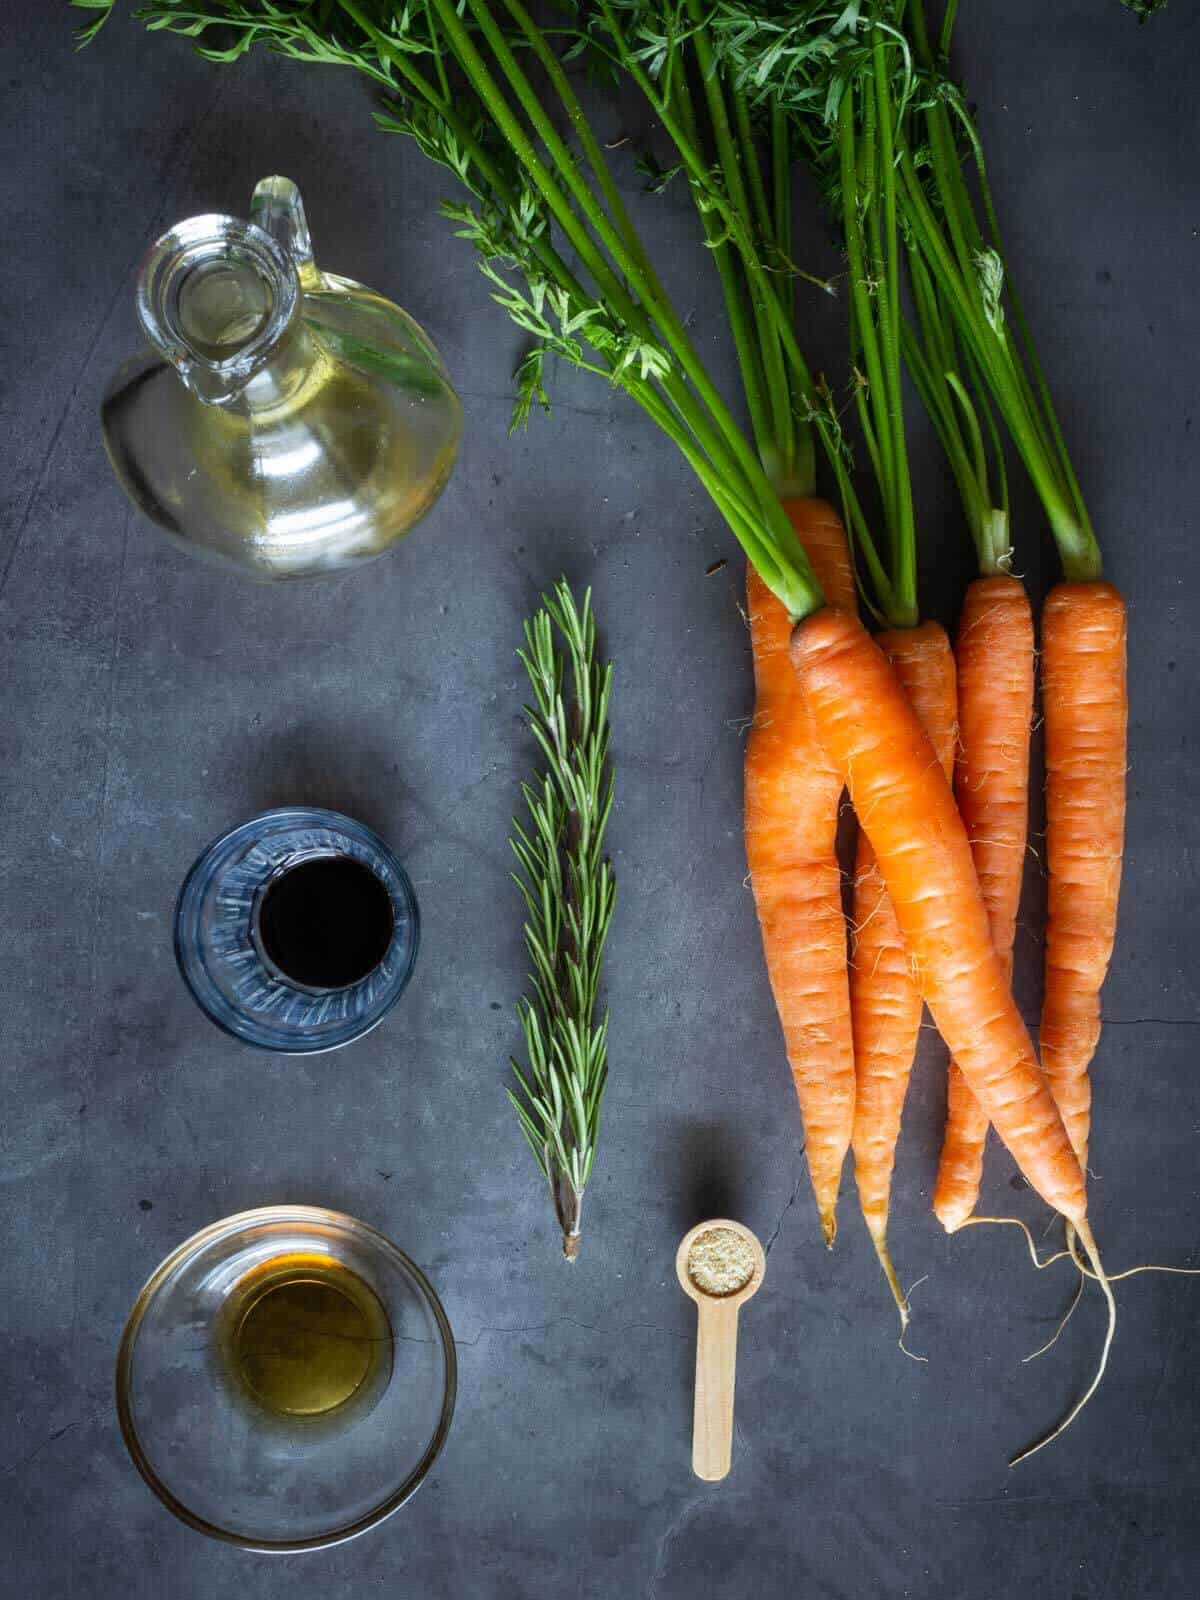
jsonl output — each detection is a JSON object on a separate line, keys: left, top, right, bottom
{"left": 712, "top": 0, "right": 1104, "bottom": 587}
{"left": 707, "top": 1, "right": 927, "bottom": 629}
{"left": 900, "top": 0, "right": 1101, "bottom": 582}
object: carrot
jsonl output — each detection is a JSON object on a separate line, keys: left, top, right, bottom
{"left": 850, "top": 622, "right": 957, "bottom": 1318}
{"left": 933, "top": 577, "right": 1035, "bottom": 1231}
{"left": 745, "top": 498, "right": 857, "bottom": 1247}
{"left": 1040, "top": 581, "right": 1128, "bottom": 1172}
{"left": 790, "top": 607, "right": 1087, "bottom": 1224}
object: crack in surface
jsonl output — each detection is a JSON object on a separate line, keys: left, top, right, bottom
{"left": 183, "top": 1313, "right": 690, "bottom": 1358}
{"left": 1101, "top": 1017, "right": 1200, "bottom": 1028}
{"left": 764, "top": 1163, "right": 806, "bottom": 1256}
{"left": 646, "top": 1497, "right": 711, "bottom": 1600}
{"left": 2, "top": 1410, "right": 107, "bottom": 1479}
{"left": 454, "top": 1314, "right": 686, "bottom": 1349}
{"left": 184, "top": 1312, "right": 689, "bottom": 1356}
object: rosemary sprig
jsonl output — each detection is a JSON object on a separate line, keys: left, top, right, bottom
{"left": 509, "top": 583, "right": 615, "bottom": 1261}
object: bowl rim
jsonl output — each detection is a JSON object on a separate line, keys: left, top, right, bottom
{"left": 115, "top": 1204, "right": 457, "bottom": 1553}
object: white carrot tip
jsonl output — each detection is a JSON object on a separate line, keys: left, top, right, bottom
{"left": 935, "top": 1206, "right": 970, "bottom": 1234}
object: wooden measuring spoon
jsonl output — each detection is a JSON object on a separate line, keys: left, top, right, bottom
{"left": 676, "top": 1219, "right": 766, "bottom": 1482}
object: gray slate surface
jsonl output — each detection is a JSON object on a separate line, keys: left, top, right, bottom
{"left": 3, "top": 2, "right": 1199, "bottom": 1595}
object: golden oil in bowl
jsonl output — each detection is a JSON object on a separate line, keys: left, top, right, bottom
{"left": 117, "top": 1206, "right": 456, "bottom": 1550}
{"left": 218, "top": 1252, "right": 393, "bottom": 1424}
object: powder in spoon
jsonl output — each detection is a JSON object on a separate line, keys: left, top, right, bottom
{"left": 687, "top": 1228, "right": 757, "bottom": 1297}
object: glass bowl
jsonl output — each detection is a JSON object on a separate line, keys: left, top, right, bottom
{"left": 116, "top": 1206, "right": 456, "bottom": 1552}
{"left": 174, "top": 807, "right": 419, "bottom": 1053}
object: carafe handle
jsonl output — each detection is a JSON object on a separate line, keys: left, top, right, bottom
{"left": 250, "top": 176, "right": 324, "bottom": 292}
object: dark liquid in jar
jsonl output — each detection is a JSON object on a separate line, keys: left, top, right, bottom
{"left": 257, "top": 855, "right": 394, "bottom": 989}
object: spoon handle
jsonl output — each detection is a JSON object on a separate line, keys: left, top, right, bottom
{"left": 691, "top": 1298, "right": 741, "bottom": 1481}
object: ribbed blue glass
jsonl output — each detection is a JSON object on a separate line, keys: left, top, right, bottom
{"left": 174, "top": 807, "right": 419, "bottom": 1053}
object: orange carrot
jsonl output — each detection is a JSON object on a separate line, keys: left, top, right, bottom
{"left": 850, "top": 622, "right": 957, "bottom": 1315}
{"left": 745, "top": 499, "right": 857, "bottom": 1246}
{"left": 934, "top": 577, "right": 1035, "bottom": 1232}
{"left": 1040, "top": 581, "right": 1128, "bottom": 1172}
{"left": 789, "top": 607, "right": 1088, "bottom": 1228}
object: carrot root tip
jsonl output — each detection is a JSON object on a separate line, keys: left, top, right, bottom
{"left": 934, "top": 1205, "right": 972, "bottom": 1235}
{"left": 869, "top": 1231, "right": 911, "bottom": 1333}
{"left": 897, "top": 1274, "right": 930, "bottom": 1364}
{"left": 1009, "top": 1220, "right": 1116, "bottom": 1467}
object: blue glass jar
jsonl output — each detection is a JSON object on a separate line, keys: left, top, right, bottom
{"left": 174, "top": 808, "right": 419, "bottom": 1053}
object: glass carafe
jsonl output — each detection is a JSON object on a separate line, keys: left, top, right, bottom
{"left": 102, "top": 177, "right": 462, "bottom": 578}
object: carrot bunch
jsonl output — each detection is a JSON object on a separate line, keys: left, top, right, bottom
{"left": 731, "top": 0, "right": 1128, "bottom": 1458}
{"left": 550, "top": 4, "right": 1126, "bottom": 1376}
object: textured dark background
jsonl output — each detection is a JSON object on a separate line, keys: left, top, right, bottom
{"left": 3, "top": 2, "right": 1199, "bottom": 1595}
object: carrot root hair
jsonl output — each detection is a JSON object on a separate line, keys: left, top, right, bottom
{"left": 954, "top": 1214, "right": 1072, "bottom": 1272}
{"left": 950, "top": 1215, "right": 1088, "bottom": 1364}
{"left": 897, "top": 1273, "right": 929, "bottom": 1365}
{"left": 1023, "top": 1274, "right": 1085, "bottom": 1364}
{"left": 1065, "top": 1224, "right": 1200, "bottom": 1285}
{"left": 1009, "top": 1221, "right": 1116, "bottom": 1467}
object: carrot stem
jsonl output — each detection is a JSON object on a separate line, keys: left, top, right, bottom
{"left": 904, "top": 0, "right": 1102, "bottom": 582}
